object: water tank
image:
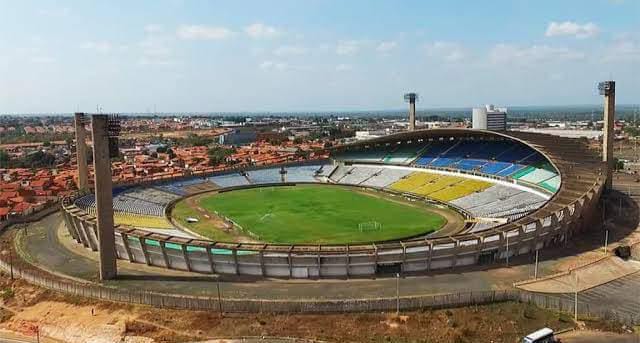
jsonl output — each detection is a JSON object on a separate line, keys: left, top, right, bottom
{"left": 472, "top": 107, "right": 488, "bottom": 130}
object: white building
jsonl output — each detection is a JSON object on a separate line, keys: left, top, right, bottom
{"left": 472, "top": 104, "right": 507, "bottom": 131}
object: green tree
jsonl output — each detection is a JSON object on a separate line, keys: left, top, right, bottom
{"left": 207, "top": 146, "right": 236, "bottom": 166}
{"left": 0, "top": 150, "right": 10, "bottom": 167}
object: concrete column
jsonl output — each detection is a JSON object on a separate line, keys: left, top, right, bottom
{"left": 72, "top": 216, "right": 89, "bottom": 247}
{"left": 181, "top": 244, "right": 192, "bottom": 271}
{"left": 345, "top": 245, "right": 350, "bottom": 277}
{"left": 157, "top": 240, "right": 170, "bottom": 267}
{"left": 409, "top": 101, "right": 416, "bottom": 131}
{"left": 74, "top": 113, "right": 89, "bottom": 191}
{"left": 138, "top": 237, "right": 151, "bottom": 265}
{"left": 207, "top": 245, "right": 216, "bottom": 274}
{"left": 233, "top": 249, "right": 239, "bottom": 275}
{"left": 602, "top": 81, "right": 615, "bottom": 189}
{"left": 427, "top": 243, "right": 433, "bottom": 271}
{"left": 91, "top": 114, "right": 118, "bottom": 280}
{"left": 120, "top": 233, "right": 134, "bottom": 262}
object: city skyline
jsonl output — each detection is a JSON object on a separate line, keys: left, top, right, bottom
{"left": 0, "top": 0, "right": 638, "bottom": 113}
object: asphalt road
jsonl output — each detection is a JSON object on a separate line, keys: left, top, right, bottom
{"left": 17, "top": 212, "right": 534, "bottom": 300}
{"left": 558, "top": 330, "right": 640, "bottom": 343}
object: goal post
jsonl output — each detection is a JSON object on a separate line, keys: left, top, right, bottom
{"left": 358, "top": 221, "right": 382, "bottom": 232}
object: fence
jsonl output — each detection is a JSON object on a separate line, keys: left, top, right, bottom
{"left": 0, "top": 255, "right": 517, "bottom": 312}
{"left": 0, "top": 251, "right": 637, "bottom": 324}
{"left": 518, "top": 292, "right": 640, "bottom": 326}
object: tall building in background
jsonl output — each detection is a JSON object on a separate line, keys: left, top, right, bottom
{"left": 472, "top": 104, "right": 507, "bottom": 131}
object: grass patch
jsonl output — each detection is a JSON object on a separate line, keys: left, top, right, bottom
{"left": 191, "top": 185, "right": 446, "bottom": 244}
{"left": 171, "top": 201, "right": 236, "bottom": 241}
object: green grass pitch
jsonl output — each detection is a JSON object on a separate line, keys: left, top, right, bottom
{"left": 193, "top": 185, "right": 446, "bottom": 244}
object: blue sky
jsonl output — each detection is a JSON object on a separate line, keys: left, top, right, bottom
{"left": 0, "top": 0, "right": 638, "bottom": 113}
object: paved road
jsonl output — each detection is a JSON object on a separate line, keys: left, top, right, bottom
{"left": 17, "top": 212, "right": 536, "bottom": 300}
{"left": 558, "top": 330, "right": 640, "bottom": 343}
{"left": 553, "top": 272, "right": 640, "bottom": 323}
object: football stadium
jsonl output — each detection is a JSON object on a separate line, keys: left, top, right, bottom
{"left": 61, "top": 128, "right": 604, "bottom": 278}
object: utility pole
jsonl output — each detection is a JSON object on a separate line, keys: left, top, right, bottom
{"left": 574, "top": 272, "right": 579, "bottom": 322}
{"left": 216, "top": 279, "right": 223, "bottom": 313}
{"left": 604, "top": 230, "right": 609, "bottom": 256}
{"left": 505, "top": 234, "right": 510, "bottom": 267}
{"left": 9, "top": 247, "right": 13, "bottom": 280}
{"left": 396, "top": 272, "right": 400, "bottom": 315}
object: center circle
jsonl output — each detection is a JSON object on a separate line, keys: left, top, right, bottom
{"left": 171, "top": 184, "right": 457, "bottom": 245}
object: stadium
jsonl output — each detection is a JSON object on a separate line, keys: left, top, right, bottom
{"left": 61, "top": 128, "right": 605, "bottom": 279}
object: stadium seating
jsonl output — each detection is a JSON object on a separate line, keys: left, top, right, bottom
{"left": 156, "top": 178, "right": 208, "bottom": 195}
{"left": 540, "top": 175, "right": 561, "bottom": 193}
{"left": 285, "top": 164, "right": 330, "bottom": 182}
{"left": 451, "top": 185, "right": 546, "bottom": 219}
{"left": 427, "top": 179, "right": 492, "bottom": 202}
{"left": 338, "top": 166, "right": 383, "bottom": 185}
{"left": 335, "top": 149, "right": 387, "bottom": 162}
{"left": 360, "top": 168, "right": 413, "bottom": 188}
{"left": 329, "top": 165, "right": 353, "bottom": 183}
{"left": 208, "top": 173, "right": 250, "bottom": 188}
{"left": 381, "top": 143, "right": 427, "bottom": 165}
{"left": 75, "top": 186, "right": 177, "bottom": 217}
{"left": 411, "top": 175, "right": 464, "bottom": 196}
{"left": 114, "top": 213, "right": 173, "bottom": 229}
{"left": 388, "top": 172, "right": 440, "bottom": 192}
{"left": 414, "top": 140, "right": 455, "bottom": 165}
{"left": 246, "top": 168, "right": 281, "bottom": 184}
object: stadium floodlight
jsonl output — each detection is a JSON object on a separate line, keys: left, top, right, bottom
{"left": 404, "top": 92, "right": 419, "bottom": 131}
{"left": 598, "top": 81, "right": 615, "bottom": 96}
{"left": 107, "top": 114, "right": 121, "bottom": 158}
{"left": 403, "top": 92, "right": 418, "bottom": 103}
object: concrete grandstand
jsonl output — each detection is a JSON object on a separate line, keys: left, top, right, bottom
{"left": 61, "top": 129, "right": 604, "bottom": 279}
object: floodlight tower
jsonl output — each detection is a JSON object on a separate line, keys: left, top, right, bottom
{"left": 74, "top": 113, "right": 89, "bottom": 191}
{"left": 91, "top": 114, "right": 121, "bottom": 280}
{"left": 404, "top": 93, "right": 418, "bottom": 131}
{"left": 598, "top": 81, "right": 615, "bottom": 190}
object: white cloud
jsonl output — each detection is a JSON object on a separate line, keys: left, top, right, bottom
{"left": 177, "top": 25, "right": 233, "bottom": 40}
{"left": 244, "top": 23, "right": 280, "bottom": 39}
{"left": 376, "top": 41, "right": 397, "bottom": 53}
{"left": 545, "top": 21, "right": 600, "bottom": 39}
{"left": 425, "top": 41, "right": 465, "bottom": 62}
{"left": 336, "top": 64, "right": 353, "bottom": 72}
{"left": 81, "top": 41, "right": 112, "bottom": 53}
{"left": 273, "top": 45, "right": 308, "bottom": 56}
{"left": 336, "top": 40, "right": 364, "bottom": 56}
{"left": 489, "top": 44, "right": 585, "bottom": 64}
{"left": 144, "top": 24, "right": 163, "bottom": 34}
{"left": 259, "top": 60, "right": 288, "bottom": 71}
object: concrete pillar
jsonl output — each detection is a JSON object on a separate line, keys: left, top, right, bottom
{"left": 120, "top": 233, "right": 134, "bottom": 262}
{"left": 91, "top": 114, "right": 118, "bottom": 280}
{"left": 181, "top": 243, "right": 192, "bottom": 271}
{"left": 157, "top": 240, "right": 169, "bottom": 267}
{"left": 207, "top": 245, "right": 216, "bottom": 274}
{"left": 74, "top": 113, "right": 89, "bottom": 191}
{"left": 601, "top": 81, "right": 615, "bottom": 189}
{"left": 409, "top": 101, "right": 416, "bottom": 131}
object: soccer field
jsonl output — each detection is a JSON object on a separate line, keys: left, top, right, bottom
{"left": 192, "top": 185, "right": 447, "bottom": 244}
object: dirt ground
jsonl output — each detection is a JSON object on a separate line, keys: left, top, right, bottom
{"left": 0, "top": 274, "right": 633, "bottom": 343}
